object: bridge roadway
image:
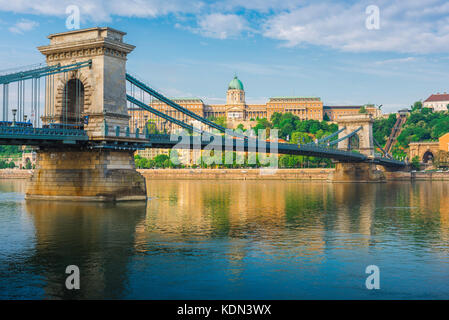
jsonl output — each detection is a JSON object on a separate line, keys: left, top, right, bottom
{"left": 0, "top": 125, "right": 405, "bottom": 168}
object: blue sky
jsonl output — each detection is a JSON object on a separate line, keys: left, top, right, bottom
{"left": 1, "top": 0, "right": 449, "bottom": 112}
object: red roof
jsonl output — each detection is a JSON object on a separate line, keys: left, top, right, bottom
{"left": 424, "top": 94, "right": 449, "bottom": 102}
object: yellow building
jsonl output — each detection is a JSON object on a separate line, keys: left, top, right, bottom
{"left": 129, "top": 75, "right": 381, "bottom": 136}
{"left": 439, "top": 133, "right": 449, "bottom": 152}
{"left": 323, "top": 104, "right": 381, "bottom": 121}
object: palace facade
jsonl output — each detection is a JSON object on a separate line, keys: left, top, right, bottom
{"left": 129, "top": 76, "right": 381, "bottom": 133}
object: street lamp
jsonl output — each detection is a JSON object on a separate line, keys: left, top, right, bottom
{"left": 12, "top": 109, "right": 17, "bottom": 126}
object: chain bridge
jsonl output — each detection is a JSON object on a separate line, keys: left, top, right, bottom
{"left": 0, "top": 27, "right": 406, "bottom": 201}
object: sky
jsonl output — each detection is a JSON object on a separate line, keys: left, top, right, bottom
{"left": 1, "top": 0, "right": 449, "bottom": 113}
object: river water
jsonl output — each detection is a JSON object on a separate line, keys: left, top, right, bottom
{"left": 0, "top": 179, "right": 449, "bottom": 299}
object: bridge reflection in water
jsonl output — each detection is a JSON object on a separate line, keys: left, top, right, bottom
{"left": 1, "top": 180, "right": 449, "bottom": 299}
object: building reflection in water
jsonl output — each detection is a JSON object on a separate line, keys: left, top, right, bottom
{"left": 4, "top": 179, "right": 449, "bottom": 299}
{"left": 25, "top": 200, "right": 146, "bottom": 299}
{"left": 141, "top": 181, "right": 449, "bottom": 279}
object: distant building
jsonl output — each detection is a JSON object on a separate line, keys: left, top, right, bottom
{"left": 423, "top": 93, "right": 449, "bottom": 111}
{"left": 439, "top": 133, "right": 449, "bottom": 152}
{"left": 323, "top": 104, "right": 381, "bottom": 121}
{"left": 129, "top": 76, "right": 382, "bottom": 134}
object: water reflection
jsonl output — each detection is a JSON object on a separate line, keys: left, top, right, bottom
{"left": 1, "top": 180, "right": 449, "bottom": 299}
{"left": 8, "top": 200, "right": 146, "bottom": 299}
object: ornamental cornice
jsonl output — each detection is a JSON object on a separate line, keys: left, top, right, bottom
{"left": 38, "top": 38, "right": 135, "bottom": 62}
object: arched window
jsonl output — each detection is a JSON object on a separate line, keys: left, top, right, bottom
{"left": 62, "top": 79, "right": 84, "bottom": 125}
{"left": 422, "top": 151, "right": 434, "bottom": 164}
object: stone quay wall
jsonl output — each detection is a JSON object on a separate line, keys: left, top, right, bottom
{"left": 0, "top": 169, "right": 33, "bottom": 179}
{"left": 138, "top": 168, "right": 334, "bottom": 180}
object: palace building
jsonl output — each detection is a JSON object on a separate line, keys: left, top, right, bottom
{"left": 129, "top": 75, "right": 381, "bottom": 133}
{"left": 423, "top": 93, "right": 449, "bottom": 112}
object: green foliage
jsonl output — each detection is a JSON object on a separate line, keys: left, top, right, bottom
{"left": 323, "top": 113, "right": 330, "bottom": 121}
{"left": 396, "top": 108, "right": 449, "bottom": 150}
{"left": 253, "top": 118, "right": 272, "bottom": 134}
{"left": 208, "top": 116, "right": 227, "bottom": 128}
{"left": 373, "top": 113, "right": 397, "bottom": 146}
{"left": 359, "top": 106, "right": 367, "bottom": 114}
{"left": 146, "top": 120, "right": 159, "bottom": 134}
{"left": 0, "top": 160, "right": 8, "bottom": 169}
{"left": 267, "top": 112, "right": 338, "bottom": 140}
{"left": 0, "top": 145, "right": 21, "bottom": 156}
{"left": 411, "top": 156, "right": 421, "bottom": 171}
{"left": 411, "top": 101, "right": 422, "bottom": 112}
{"left": 236, "top": 123, "right": 245, "bottom": 132}
{"left": 25, "top": 159, "right": 32, "bottom": 169}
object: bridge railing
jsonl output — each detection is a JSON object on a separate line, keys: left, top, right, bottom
{"left": 0, "top": 124, "right": 88, "bottom": 140}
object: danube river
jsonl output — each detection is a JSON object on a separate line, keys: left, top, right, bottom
{"left": 1, "top": 179, "right": 449, "bottom": 299}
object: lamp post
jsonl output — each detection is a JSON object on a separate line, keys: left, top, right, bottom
{"left": 12, "top": 109, "right": 17, "bottom": 126}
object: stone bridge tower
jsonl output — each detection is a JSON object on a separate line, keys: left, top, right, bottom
{"left": 37, "top": 27, "right": 133, "bottom": 137}
{"left": 337, "top": 114, "right": 374, "bottom": 158}
{"left": 332, "top": 114, "right": 385, "bottom": 182}
{"left": 25, "top": 28, "right": 146, "bottom": 201}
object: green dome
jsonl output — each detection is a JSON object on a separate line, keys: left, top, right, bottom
{"left": 228, "top": 76, "right": 244, "bottom": 91}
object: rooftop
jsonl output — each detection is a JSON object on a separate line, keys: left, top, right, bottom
{"left": 228, "top": 76, "right": 244, "bottom": 91}
{"left": 323, "top": 105, "right": 363, "bottom": 109}
{"left": 269, "top": 97, "right": 320, "bottom": 101}
{"left": 424, "top": 93, "right": 449, "bottom": 102}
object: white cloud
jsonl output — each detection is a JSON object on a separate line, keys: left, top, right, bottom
{"left": 374, "top": 57, "right": 417, "bottom": 65}
{"left": 196, "top": 13, "right": 249, "bottom": 39}
{"left": 0, "top": 0, "right": 201, "bottom": 22}
{"left": 3, "top": 0, "right": 449, "bottom": 53}
{"left": 9, "top": 19, "right": 39, "bottom": 34}
{"left": 209, "top": 0, "right": 300, "bottom": 13}
{"left": 262, "top": 0, "right": 449, "bottom": 54}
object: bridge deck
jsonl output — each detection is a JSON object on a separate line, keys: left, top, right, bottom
{"left": 0, "top": 128, "right": 406, "bottom": 168}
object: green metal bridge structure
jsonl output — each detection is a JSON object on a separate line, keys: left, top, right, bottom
{"left": 0, "top": 27, "right": 406, "bottom": 201}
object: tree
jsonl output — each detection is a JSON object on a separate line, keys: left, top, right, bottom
{"left": 236, "top": 123, "right": 245, "bottom": 132}
{"left": 8, "top": 161, "right": 15, "bottom": 169}
{"left": 411, "top": 156, "right": 420, "bottom": 171}
{"left": 373, "top": 113, "right": 397, "bottom": 146}
{"left": 359, "top": 106, "right": 367, "bottom": 113}
{"left": 323, "top": 113, "right": 330, "bottom": 121}
{"left": 169, "top": 149, "right": 181, "bottom": 167}
{"left": 146, "top": 120, "right": 159, "bottom": 134}
{"left": 412, "top": 101, "right": 422, "bottom": 112}
{"left": 209, "top": 116, "right": 227, "bottom": 128}
{"left": 25, "top": 159, "right": 32, "bottom": 169}
{"left": 154, "top": 154, "right": 170, "bottom": 168}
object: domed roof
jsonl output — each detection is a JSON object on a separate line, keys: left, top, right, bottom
{"left": 228, "top": 75, "right": 244, "bottom": 91}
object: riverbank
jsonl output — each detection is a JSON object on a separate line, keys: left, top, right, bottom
{"left": 0, "top": 169, "right": 32, "bottom": 179}
{"left": 138, "top": 168, "right": 333, "bottom": 180}
{"left": 2, "top": 168, "right": 449, "bottom": 181}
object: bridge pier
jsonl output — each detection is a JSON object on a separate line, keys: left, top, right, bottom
{"left": 331, "top": 162, "right": 386, "bottom": 182}
{"left": 25, "top": 148, "right": 146, "bottom": 201}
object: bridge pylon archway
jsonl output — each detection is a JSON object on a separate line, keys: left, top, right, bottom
{"left": 337, "top": 114, "right": 374, "bottom": 158}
